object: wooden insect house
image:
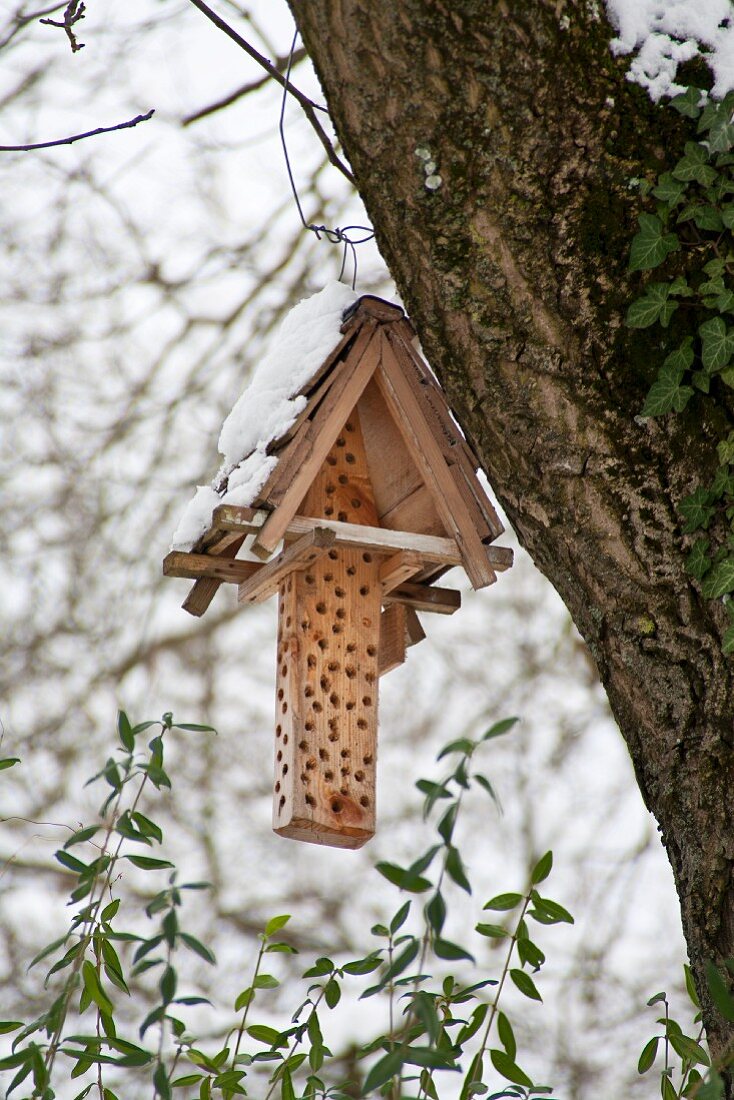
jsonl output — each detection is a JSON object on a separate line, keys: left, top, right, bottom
{"left": 165, "top": 284, "right": 511, "bottom": 850}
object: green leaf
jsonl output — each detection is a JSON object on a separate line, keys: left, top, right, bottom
{"left": 64, "top": 825, "right": 100, "bottom": 849}
{"left": 123, "top": 855, "right": 175, "bottom": 870}
{"left": 629, "top": 214, "right": 679, "bottom": 272}
{"left": 174, "top": 723, "right": 217, "bottom": 732}
{"left": 376, "top": 862, "right": 432, "bottom": 893}
{"left": 641, "top": 369, "right": 693, "bottom": 417}
{"left": 680, "top": 488, "right": 716, "bottom": 534}
{"left": 0, "top": 1022, "right": 23, "bottom": 1034}
{"left": 531, "top": 851, "right": 553, "bottom": 885}
{"left": 445, "top": 846, "right": 471, "bottom": 894}
{"left": 117, "top": 711, "right": 134, "bottom": 752}
{"left": 509, "top": 969, "right": 542, "bottom": 1002}
{"left": 637, "top": 1036, "right": 659, "bottom": 1074}
{"left": 702, "top": 558, "right": 734, "bottom": 599}
{"left": 481, "top": 717, "right": 519, "bottom": 741}
{"left": 662, "top": 1072, "right": 678, "bottom": 1100}
{"left": 247, "top": 1024, "right": 282, "bottom": 1045}
{"left": 529, "top": 894, "right": 574, "bottom": 925}
{"left": 325, "top": 977, "right": 341, "bottom": 1008}
{"left": 254, "top": 973, "right": 279, "bottom": 990}
{"left": 672, "top": 143, "right": 718, "bottom": 186}
{"left": 264, "top": 914, "right": 291, "bottom": 937}
{"left": 723, "top": 621, "right": 734, "bottom": 654}
{"left": 390, "top": 900, "right": 412, "bottom": 933}
{"left": 180, "top": 933, "right": 216, "bottom": 965}
{"left": 706, "top": 961, "right": 734, "bottom": 1021}
{"left": 652, "top": 172, "right": 688, "bottom": 204}
{"left": 686, "top": 538, "right": 712, "bottom": 581}
{"left": 362, "top": 1048, "right": 404, "bottom": 1094}
{"left": 671, "top": 87, "right": 703, "bottom": 119}
{"left": 131, "top": 813, "right": 163, "bottom": 844}
{"left": 669, "top": 1033, "right": 710, "bottom": 1066}
{"left": 81, "top": 960, "right": 114, "bottom": 1016}
{"left": 342, "top": 955, "right": 381, "bottom": 975}
{"left": 700, "top": 317, "right": 734, "bottom": 372}
{"left": 0, "top": 758, "right": 20, "bottom": 771}
{"left": 434, "top": 938, "right": 474, "bottom": 962}
{"left": 483, "top": 892, "right": 522, "bottom": 911}
{"left": 626, "top": 284, "right": 677, "bottom": 329}
{"left": 426, "top": 891, "right": 446, "bottom": 934}
{"left": 475, "top": 922, "right": 509, "bottom": 939}
{"left": 497, "top": 1012, "right": 516, "bottom": 1061}
{"left": 489, "top": 1049, "right": 532, "bottom": 1088}
{"left": 437, "top": 738, "right": 474, "bottom": 760}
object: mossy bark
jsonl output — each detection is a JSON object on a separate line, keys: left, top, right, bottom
{"left": 290, "top": 0, "right": 734, "bottom": 1075}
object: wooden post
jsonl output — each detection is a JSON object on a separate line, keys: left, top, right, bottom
{"left": 272, "top": 408, "right": 382, "bottom": 848}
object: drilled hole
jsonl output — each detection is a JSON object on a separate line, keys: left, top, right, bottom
{"left": 304, "top": 685, "right": 314, "bottom": 698}
{"left": 305, "top": 720, "right": 315, "bottom": 731}
{"left": 276, "top": 724, "right": 282, "bottom": 736}
{"left": 277, "top": 750, "right": 282, "bottom": 762}
{"left": 366, "top": 645, "right": 376, "bottom": 657}
{"left": 313, "top": 701, "right": 323, "bottom": 713}
{"left": 306, "top": 758, "right": 316, "bottom": 770}
{"left": 357, "top": 718, "right": 368, "bottom": 730}
{"left": 305, "top": 794, "right": 316, "bottom": 806}
{"left": 338, "top": 511, "right": 348, "bottom": 522}
{"left": 316, "top": 602, "right": 326, "bottom": 614}
{"left": 355, "top": 770, "right": 365, "bottom": 782}
{"left": 287, "top": 579, "right": 293, "bottom": 592}
{"left": 341, "top": 766, "right": 350, "bottom": 776}
{"left": 340, "top": 785, "right": 349, "bottom": 796}
{"left": 326, "top": 484, "right": 336, "bottom": 495}
{"left": 336, "top": 608, "right": 346, "bottom": 619}
{"left": 281, "top": 664, "right": 287, "bottom": 676}
{"left": 332, "top": 624, "right": 342, "bottom": 634}
{"left": 345, "top": 666, "right": 356, "bottom": 679}
{"left": 346, "top": 565, "right": 356, "bottom": 576}
{"left": 324, "top": 506, "right": 334, "bottom": 517}
{"left": 307, "top": 654, "right": 317, "bottom": 669}
{"left": 336, "top": 436, "right": 346, "bottom": 447}
{"left": 275, "top": 781, "right": 281, "bottom": 792}
{"left": 319, "top": 748, "right": 329, "bottom": 760}
{"left": 346, "top": 701, "right": 355, "bottom": 711}
{"left": 301, "top": 620, "right": 309, "bottom": 630}
{"left": 283, "top": 734, "right": 288, "bottom": 744}
{"left": 305, "top": 574, "right": 315, "bottom": 585}
{"left": 286, "top": 616, "right": 292, "bottom": 627}
{"left": 301, "top": 772, "right": 309, "bottom": 783}
{"left": 363, "top": 753, "right": 373, "bottom": 765}
{"left": 335, "top": 586, "right": 345, "bottom": 598}
{"left": 329, "top": 692, "right": 339, "bottom": 706}
{"left": 338, "top": 474, "right": 348, "bottom": 485}
{"left": 329, "top": 549, "right": 338, "bottom": 560}
{"left": 320, "top": 675, "right": 331, "bottom": 691}
{"left": 359, "top": 585, "right": 369, "bottom": 596}
{"left": 279, "top": 795, "right": 285, "bottom": 810}
{"left": 325, "top": 769, "right": 334, "bottom": 781}
{"left": 318, "top": 638, "right": 328, "bottom": 650}
{"left": 341, "top": 749, "right": 350, "bottom": 758}
{"left": 328, "top": 717, "right": 339, "bottom": 730}
{"left": 282, "top": 763, "right": 288, "bottom": 775}
{"left": 327, "top": 455, "right": 337, "bottom": 466}
{"left": 282, "top": 702, "right": 288, "bottom": 713}
{"left": 277, "top": 688, "right": 284, "bottom": 700}
{"left": 351, "top": 499, "right": 362, "bottom": 509}
{"left": 363, "top": 696, "right": 373, "bottom": 706}
{"left": 299, "top": 739, "right": 309, "bottom": 751}
{"left": 345, "top": 453, "right": 356, "bottom": 464}
{"left": 328, "top": 732, "right": 339, "bottom": 742}
{"left": 363, "top": 552, "right": 372, "bottom": 563}
{"left": 345, "top": 421, "right": 354, "bottom": 431}
{"left": 347, "top": 642, "right": 357, "bottom": 653}
{"left": 365, "top": 672, "right": 376, "bottom": 684}
{"left": 327, "top": 660, "right": 340, "bottom": 672}
{"left": 331, "top": 798, "right": 343, "bottom": 813}
{"left": 324, "top": 572, "right": 333, "bottom": 582}
{"left": 360, "top": 796, "right": 370, "bottom": 808}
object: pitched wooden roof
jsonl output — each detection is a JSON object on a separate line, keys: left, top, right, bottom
{"left": 164, "top": 294, "right": 511, "bottom": 616}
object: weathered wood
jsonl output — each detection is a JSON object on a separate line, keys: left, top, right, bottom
{"left": 379, "top": 602, "right": 407, "bottom": 676}
{"left": 374, "top": 333, "right": 496, "bottom": 589}
{"left": 164, "top": 550, "right": 261, "bottom": 584}
{"left": 252, "top": 323, "right": 381, "bottom": 555}
{"left": 181, "top": 536, "right": 246, "bottom": 617}
{"left": 385, "top": 582, "right": 461, "bottom": 615}
{"left": 342, "top": 295, "right": 404, "bottom": 325}
{"left": 404, "top": 607, "right": 426, "bottom": 648}
{"left": 238, "top": 528, "right": 335, "bottom": 606}
{"left": 273, "top": 407, "right": 381, "bottom": 848}
{"left": 379, "top": 550, "right": 425, "bottom": 594}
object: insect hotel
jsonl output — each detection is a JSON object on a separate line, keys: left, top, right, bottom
{"left": 165, "top": 284, "right": 511, "bottom": 849}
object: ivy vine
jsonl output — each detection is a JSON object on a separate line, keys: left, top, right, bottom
{"left": 626, "top": 87, "right": 734, "bottom": 653}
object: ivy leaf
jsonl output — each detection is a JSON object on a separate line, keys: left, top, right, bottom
{"left": 721, "top": 205, "right": 734, "bottom": 229}
{"left": 701, "top": 558, "right": 734, "bottom": 599}
{"left": 629, "top": 214, "right": 680, "bottom": 272}
{"left": 686, "top": 538, "right": 712, "bottom": 581}
{"left": 680, "top": 488, "right": 716, "bottom": 534}
{"left": 671, "top": 87, "right": 703, "bottom": 119}
{"left": 626, "top": 284, "right": 678, "bottom": 329}
{"left": 700, "top": 317, "right": 734, "bottom": 373}
{"left": 721, "top": 366, "right": 734, "bottom": 388}
{"left": 717, "top": 434, "right": 734, "bottom": 466}
{"left": 672, "top": 143, "right": 718, "bottom": 187}
{"left": 641, "top": 368, "right": 693, "bottom": 417}
{"left": 652, "top": 172, "right": 688, "bottom": 204}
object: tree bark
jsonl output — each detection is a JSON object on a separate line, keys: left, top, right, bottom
{"left": 291, "top": 0, "right": 734, "bottom": 1073}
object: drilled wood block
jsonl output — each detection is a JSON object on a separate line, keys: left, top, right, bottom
{"left": 272, "top": 409, "right": 382, "bottom": 848}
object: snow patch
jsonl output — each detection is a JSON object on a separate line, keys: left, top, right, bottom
{"left": 606, "top": 0, "right": 734, "bottom": 100}
{"left": 170, "top": 282, "right": 358, "bottom": 552}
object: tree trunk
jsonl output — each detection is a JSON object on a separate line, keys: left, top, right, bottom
{"left": 291, "top": 0, "right": 734, "bottom": 1073}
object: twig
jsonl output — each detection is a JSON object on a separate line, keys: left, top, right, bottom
{"left": 40, "top": 0, "right": 85, "bottom": 52}
{"left": 0, "top": 108, "right": 154, "bottom": 152}
{"left": 182, "top": 46, "right": 307, "bottom": 126}
{"left": 186, "top": 0, "right": 355, "bottom": 185}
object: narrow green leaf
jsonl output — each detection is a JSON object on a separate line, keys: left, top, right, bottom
{"left": 247, "top": 1024, "right": 282, "bottom": 1045}
{"left": 509, "top": 969, "right": 542, "bottom": 1002}
{"left": 489, "top": 1048, "right": 532, "bottom": 1087}
{"left": 117, "top": 711, "right": 134, "bottom": 752}
{"left": 390, "top": 900, "right": 412, "bottom": 933}
{"left": 497, "top": 1012, "right": 516, "bottom": 1061}
{"left": 81, "top": 960, "right": 113, "bottom": 1016}
{"left": 638, "top": 1036, "right": 659, "bottom": 1074}
{"left": 123, "top": 855, "right": 174, "bottom": 870}
{"left": 445, "top": 846, "right": 471, "bottom": 894}
{"left": 0, "top": 758, "right": 20, "bottom": 771}
{"left": 437, "top": 738, "right": 475, "bottom": 760}
{"left": 264, "top": 914, "right": 291, "bottom": 937}
{"left": 376, "top": 861, "right": 432, "bottom": 893}
{"left": 180, "top": 933, "right": 216, "bottom": 965}
{"left": 426, "top": 891, "right": 446, "bottom": 934}
{"left": 434, "top": 938, "right": 474, "bottom": 962}
{"left": 531, "top": 851, "right": 553, "bottom": 885}
{"left": 483, "top": 892, "right": 522, "bottom": 911}
{"left": 481, "top": 717, "right": 518, "bottom": 741}
{"left": 475, "top": 922, "right": 509, "bottom": 939}
{"left": 362, "top": 1048, "right": 403, "bottom": 1094}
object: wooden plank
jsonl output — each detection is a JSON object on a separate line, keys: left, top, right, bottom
{"left": 374, "top": 332, "right": 496, "bottom": 589}
{"left": 214, "top": 504, "right": 463, "bottom": 566}
{"left": 389, "top": 327, "right": 504, "bottom": 539}
{"left": 272, "top": 406, "right": 381, "bottom": 848}
{"left": 238, "top": 528, "right": 335, "bottom": 606}
{"left": 164, "top": 550, "right": 261, "bottom": 584}
{"left": 379, "top": 550, "right": 425, "bottom": 594}
{"left": 252, "top": 324, "right": 381, "bottom": 557}
{"left": 181, "top": 535, "right": 246, "bottom": 617}
{"left": 341, "top": 295, "right": 404, "bottom": 326}
{"left": 404, "top": 607, "right": 426, "bottom": 647}
{"left": 385, "top": 582, "right": 461, "bottom": 615}
{"left": 379, "top": 603, "right": 407, "bottom": 676}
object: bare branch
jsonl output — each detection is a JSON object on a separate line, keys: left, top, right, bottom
{"left": 183, "top": 45, "right": 307, "bottom": 127}
{"left": 39, "top": 0, "right": 85, "bottom": 52}
{"left": 186, "top": 0, "right": 355, "bottom": 185}
{"left": 0, "top": 108, "right": 154, "bottom": 152}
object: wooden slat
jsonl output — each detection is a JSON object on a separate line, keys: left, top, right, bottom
{"left": 385, "top": 582, "right": 461, "bottom": 615}
{"left": 181, "top": 535, "right": 246, "bottom": 617}
{"left": 379, "top": 603, "right": 407, "bottom": 676}
{"left": 238, "top": 528, "right": 335, "bottom": 606}
{"left": 164, "top": 550, "right": 261, "bottom": 584}
{"left": 251, "top": 324, "right": 381, "bottom": 557}
{"left": 404, "top": 607, "right": 426, "bottom": 647}
{"left": 374, "top": 332, "right": 496, "bottom": 589}
{"left": 379, "top": 550, "right": 425, "bottom": 594}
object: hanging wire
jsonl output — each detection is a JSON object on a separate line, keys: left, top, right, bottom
{"left": 279, "top": 29, "right": 374, "bottom": 290}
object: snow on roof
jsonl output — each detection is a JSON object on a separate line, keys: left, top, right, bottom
{"left": 171, "top": 281, "right": 358, "bottom": 552}
{"left": 606, "top": 0, "right": 734, "bottom": 100}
